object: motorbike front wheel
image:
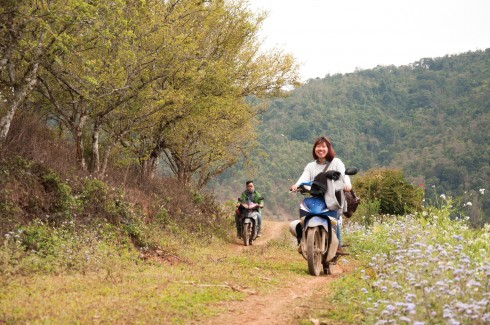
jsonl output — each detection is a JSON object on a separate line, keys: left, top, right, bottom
{"left": 242, "top": 223, "right": 251, "bottom": 246}
{"left": 306, "top": 227, "right": 323, "bottom": 276}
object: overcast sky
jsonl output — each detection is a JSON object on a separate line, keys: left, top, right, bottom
{"left": 247, "top": 0, "right": 490, "bottom": 81}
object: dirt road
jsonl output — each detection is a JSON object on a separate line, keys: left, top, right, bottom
{"left": 202, "top": 220, "right": 353, "bottom": 325}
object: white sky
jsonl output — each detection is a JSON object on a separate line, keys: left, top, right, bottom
{"left": 247, "top": 0, "right": 490, "bottom": 81}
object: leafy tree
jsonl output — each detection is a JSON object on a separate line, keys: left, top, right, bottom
{"left": 0, "top": 0, "right": 88, "bottom": 142}
{"left": 128, "top": 0, "right": 299, "bottom": 185}
{"left": 35, "top": 0, "right": 184, "bottom": 172}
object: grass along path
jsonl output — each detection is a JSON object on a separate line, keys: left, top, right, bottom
{"left": 200, "top": 221, "right": 355, "bottom": 325}
{"left": 0, "top": 220, "right": 355, "bottom": 324}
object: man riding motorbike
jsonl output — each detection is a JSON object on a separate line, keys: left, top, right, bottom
{"left": 235, "top": 180, "right": 264, "bottom": 238}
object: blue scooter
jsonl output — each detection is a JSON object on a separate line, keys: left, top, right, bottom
{"left": 291, "top": 167, "right": 358, "bottom": 276}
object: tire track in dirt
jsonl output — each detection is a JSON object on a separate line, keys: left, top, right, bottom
{"left": 231, "top": 219, "right": 287, "bottom": 250}
{"left": 201, "top": 220, "right": 353, "bottom": 325}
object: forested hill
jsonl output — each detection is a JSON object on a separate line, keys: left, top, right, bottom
{"left": 210, "top": 49, "right": 490, "bottom": 222}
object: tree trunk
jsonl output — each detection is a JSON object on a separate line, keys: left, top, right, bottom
{"left": 147, "top": 155, "right": 160, "bottom": 179}
{"left": 0, "top": 101, "right": 20, "bottom": 142}
{"left": 91, "top": 121, "right": 101, "bottom": 174}
{"left": 0, "top": 22, "right": 43, "bottom": 142}
{"left": 0, "top": 65, "right": 40, "bottom": 142}
{"left": 101, "top": 143, "right": 115, "bottom": 178}
{"left": 74, "top": 115, "right": 88, "bottom": 171}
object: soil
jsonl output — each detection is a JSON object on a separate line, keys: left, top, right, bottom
{"left": 201, "top": 220, "right": 355, "bottom": 325}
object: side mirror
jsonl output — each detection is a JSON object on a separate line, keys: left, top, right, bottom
{"left": 345, "top": 167, "right": 358, "bottom": 176}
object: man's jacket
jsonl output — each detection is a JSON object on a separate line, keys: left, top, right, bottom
{"left": 239, "top": 190, "right": 264, "bottom": 213}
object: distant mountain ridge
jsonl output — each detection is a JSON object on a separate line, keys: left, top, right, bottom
{"left": 210, "top": 49, "right": 490, "bottom": 224}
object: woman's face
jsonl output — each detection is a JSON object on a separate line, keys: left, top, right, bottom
{"left": 315, "top": 142, "right": 328, "bottom": 160}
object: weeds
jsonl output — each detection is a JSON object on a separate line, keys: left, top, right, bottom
{"left": 319, "top": 193, "right": 490, "bottom": 324}
{"left": 0, "top": 219, "right": 137, "bottom": 278}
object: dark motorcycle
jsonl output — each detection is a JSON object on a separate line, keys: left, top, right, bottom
{"left": 237, "top": 197, "right": 263, "bottom": 246}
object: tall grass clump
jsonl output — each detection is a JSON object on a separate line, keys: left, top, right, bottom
{"left": 331, "top": 194, "right": 489, "bottom": 324}
{"left": 0, "top": 218, "right": 136, "bottom": 278}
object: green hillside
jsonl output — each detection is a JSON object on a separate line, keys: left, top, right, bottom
{"left": 210, "top": 49, "right": 490, "bottom": 225}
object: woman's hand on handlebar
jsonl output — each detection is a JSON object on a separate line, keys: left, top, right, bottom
{"left": 290, "top": 184, "right": 299, "bottom": 192}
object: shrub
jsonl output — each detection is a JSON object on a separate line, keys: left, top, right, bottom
{"left": 78, "top": 177, "right": 109, "bottom": 217}
{"left": 354, "top": 168, "right": 424, "bottom": 216}
{"left": 39, "top": 171, "right": 74, "bottom": 213}
{"left": 0, "top": 219, "right": 137, "bottom": 278}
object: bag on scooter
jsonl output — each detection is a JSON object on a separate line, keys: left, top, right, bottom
{"left": 310, "top": 170, "right": 344, "bottom": 210}
{"left": 343, "top": 189, "right": 360, "bottom": 218}
{"left": 309, "top": 180, "right": 327, "bottom": 197}
{"left": 309, "top": 170, "right": 341, "bottom": 197}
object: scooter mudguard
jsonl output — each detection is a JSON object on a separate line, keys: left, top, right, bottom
{"left": 249, "top": 212, "right": 259, "bottom": 221}
{"left": 305, "top": 216, "right": 336, "bottom": 231}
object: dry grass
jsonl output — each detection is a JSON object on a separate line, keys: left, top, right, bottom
{"left": 0, "top": 228, "right": 309, "bottom": 324}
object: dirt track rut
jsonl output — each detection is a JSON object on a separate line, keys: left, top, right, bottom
{"left": 201, "top": 220, "right": 351, "bottom": 325}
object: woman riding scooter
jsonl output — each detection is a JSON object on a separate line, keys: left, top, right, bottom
{"left": 290, "top": 136, "right": 351, "bottom": 255}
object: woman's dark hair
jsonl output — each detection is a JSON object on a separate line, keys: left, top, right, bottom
{"left": 312, "top": 136, "right": 336, "bottom": 161}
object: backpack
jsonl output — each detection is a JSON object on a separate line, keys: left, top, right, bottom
{"left": 343, "top": 189, "right": 360, "bottom": 218}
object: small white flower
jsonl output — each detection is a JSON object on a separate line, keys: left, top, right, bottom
{"left": 466, "top": 202, "right": 472, "bottom": 206}
{"left": 479, "top": 188, "right": 485, "bottom": 195}
{"left": 399, "top": 316, "right": 411, "bottom": 323}
{"left": 440, "top": 194, "right": 446, "bottom": 199}
{"left": 466, "top": 279, "right": 481, "bottom": 287}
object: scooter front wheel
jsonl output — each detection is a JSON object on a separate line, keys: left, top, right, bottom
{"left": 242, "top": 223, "right": 251, "bottom": 246}
{"left": 306, "top": 227, "right": 322, "bottom": 276}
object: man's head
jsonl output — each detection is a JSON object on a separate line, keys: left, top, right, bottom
{"left": 246, "top": 180, "right": 254, "bottom": 192}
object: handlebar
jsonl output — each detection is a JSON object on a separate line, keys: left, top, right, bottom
{"left": 289, "top": 182, "right": 312, "bottom": 195}
{"left": 290, "top": 167, "right": 358, "bottom": 193}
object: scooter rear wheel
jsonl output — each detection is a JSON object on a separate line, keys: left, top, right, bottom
{"left": 306, "top": 227, "right": 322, "bottom": 276}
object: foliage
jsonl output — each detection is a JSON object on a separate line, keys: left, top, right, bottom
{"left": 0, "top": 0, "right": 87, "bottom": 140}
{"left": 2, "top": 0, "right": 299, "bottom": 186}
{"left": 0, "top": 150, "right": 235, "bottom": 277}
{"left": 353, "top": 168, "right": 424, "bottom": 216}
{"left": 0, "top": 219, "right": 135, "bottom": 276}
{"left": 0, "top": 156, "right": 76, "bottom": 231}
{"left": 354, "top": 198, "right": 381, "bottom": 226}
{"left": 38, "top": 169, "right": 75, "bottom": 216}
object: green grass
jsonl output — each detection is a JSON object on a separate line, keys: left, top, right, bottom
{"left": 0, "top": 225, "right": 309, "bottom": 324}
